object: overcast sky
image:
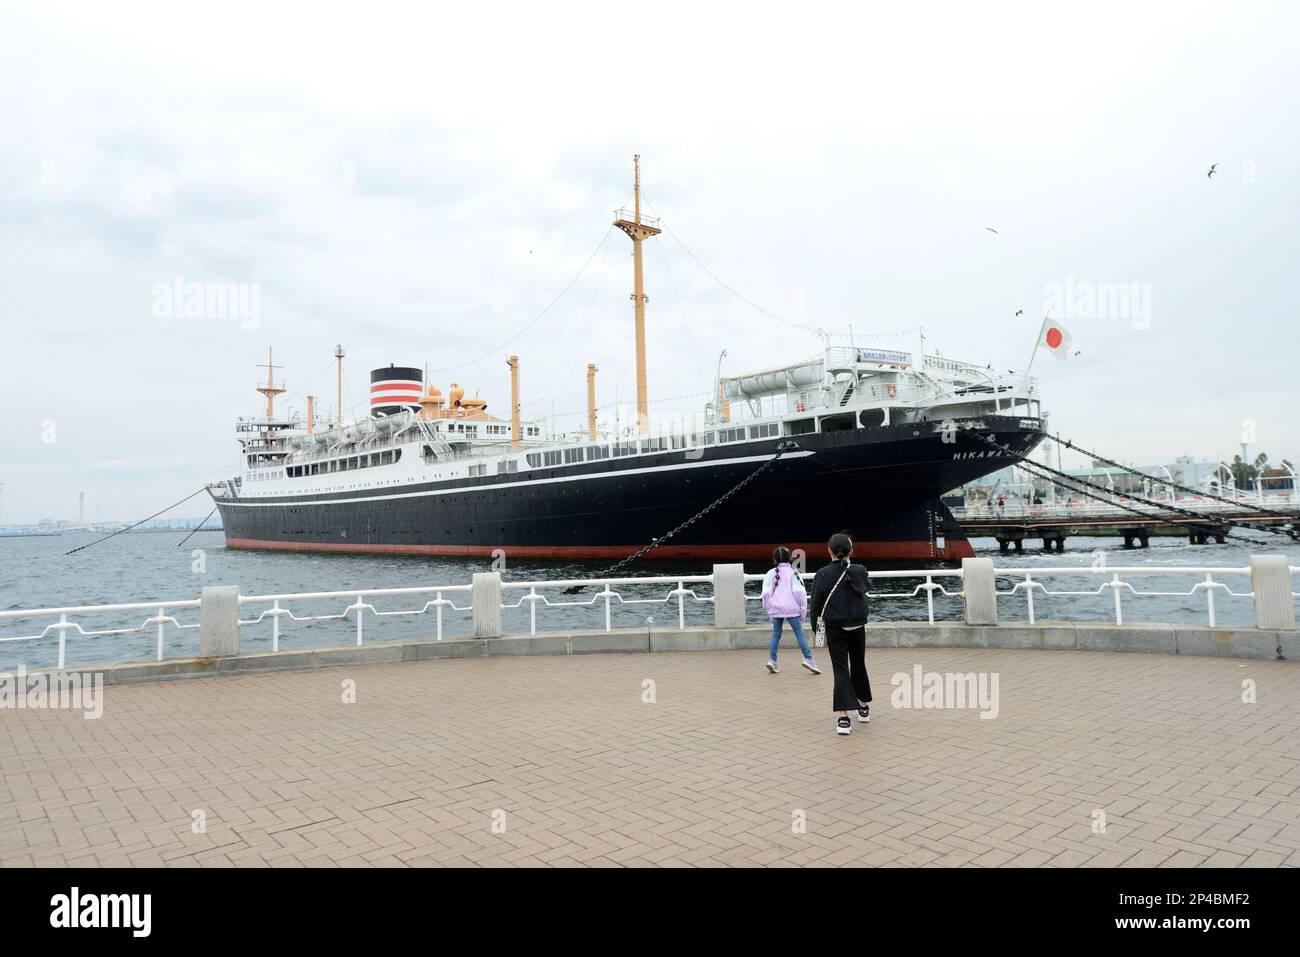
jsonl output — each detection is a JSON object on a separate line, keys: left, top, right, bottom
{"left": 2, "top": 1, "right": 1297, "bottom": 523}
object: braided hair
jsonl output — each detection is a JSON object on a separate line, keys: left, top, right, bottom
{"left": 771, "top": 546, "right": 792, "bottom": 591}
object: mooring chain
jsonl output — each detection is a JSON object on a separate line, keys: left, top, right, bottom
{"left": 562, "top": 440, "right": 800, "bottom": 593}
{"left": 974, "top": 431, "right": 1290, "bottom": 542}
{"left": 1044, "top": 430, "right": 1297, "bottom": 522}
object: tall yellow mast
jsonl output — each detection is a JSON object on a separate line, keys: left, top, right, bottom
{"left": 613, "top": 155, "right": 661, "bottom": 436}
{"left": 256, "top": 347, "right": 286, "bottom": 419}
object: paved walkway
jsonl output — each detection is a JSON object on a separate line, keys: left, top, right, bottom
{"left": 2, "top": 648, "right": 1299, "bottom": 867}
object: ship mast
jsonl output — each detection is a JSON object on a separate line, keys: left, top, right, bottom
{"left": 334, "top": 344, "right": 345, "bottom": 424}
{"left": 256, "top": 347, "right": 286, "bottom": 419}
{"left": 613, "top": 155, "right": 661, "bottom": 436}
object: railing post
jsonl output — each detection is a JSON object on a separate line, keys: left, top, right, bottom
{"left": 1250, "top": 555, "right": 1296, "bottom": 630}
{"left": 355, "top": 594, "right": 364, "bottom": 646}
{"left": 436, "top": 590, "right": 443, "bottom": 640}
{"left": 199, "top": 585, "right": 241, "bottom": 658}
{"left": 1024, "top": 573, "right": 1035, "bottom": 625}
{"left": 272, "top": 599, "right": 281, "bottom": 652}
{"left": 156, "top": 605, "right": 166, "bottom": 661}
{"left": 1204, "top": 574, "right": 1217, "bottom": 627}
{"left": 472, "top": 572, "right": 503, "bottom": 638}
{"left": 678, "top": 579, "right": 686, "bottom": 630}
{"left": 712, "top": 564, "right": 746, "bottom": 628}
{"left": 529, "top": 586, "right": 537, "bottom": 636}
{"left": 57, "top": 613, "right": 67, "bottom": 669}
{"left": 961, "top": 558, "right": 997, "bottom": 625}
{"left": 1112, "top": 573, "right": 1123, "bottom": 625}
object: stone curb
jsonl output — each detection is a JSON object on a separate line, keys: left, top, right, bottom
{"left": 24, "top": 622, "right": 1297, "bottom": 686}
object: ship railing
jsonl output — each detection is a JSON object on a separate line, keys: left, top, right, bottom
{"left": 613, "top": 207, "right": 660, "bottom": 228}
{"left": 3, "top": 565, "right": 1295, "bottom": 670}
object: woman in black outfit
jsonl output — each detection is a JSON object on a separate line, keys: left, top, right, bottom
{"left": 808, "top": 532, "right": 873, "bottom": 735}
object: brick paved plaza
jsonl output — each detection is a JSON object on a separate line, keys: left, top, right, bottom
{"left": 2, "top": 647, "right": 1299, "bottom": 867}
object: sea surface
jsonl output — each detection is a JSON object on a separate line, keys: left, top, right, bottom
{"left": 1, "top": 530, "right": 1295, "bottom": 668}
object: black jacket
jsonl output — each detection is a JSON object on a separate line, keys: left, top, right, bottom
{"left": 809, "top": 561, "right": 870, "bottom": 629}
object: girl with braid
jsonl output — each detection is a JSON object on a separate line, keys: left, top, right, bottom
{"left": 761, "top": 546, "right": 819, "bottom": 675}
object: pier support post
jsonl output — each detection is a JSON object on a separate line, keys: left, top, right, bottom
{"left": 1250, "top": 555, "right": 1296, "bottom": 631}
{"left": 199, "top": 585, "right": 240, "bottom": 658}
{"left": 712, "top": 564, "right": 747, "bottom": 628}
{"left": 472, "top": 573, "right": 503, "bottom": 638}
{"left": 962, "top": 557, "right": 998, "bottom": 626}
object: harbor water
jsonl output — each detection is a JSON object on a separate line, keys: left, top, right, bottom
{"left": 1, "top": 530, "right": 1295, "bottom": 669}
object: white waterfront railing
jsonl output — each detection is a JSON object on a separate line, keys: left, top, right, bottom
{"left": 1, "top": 565, "right": 1296, "bottom": 669}
{"left": 0, "top": 599, "right": 202, "bottom": 669}
{"left": 993, "top": 566, "right": 1260, "bottom": 628}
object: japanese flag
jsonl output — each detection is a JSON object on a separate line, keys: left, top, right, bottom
{"left": 1040, "top": 319, "right": 1072, "bottom": 359}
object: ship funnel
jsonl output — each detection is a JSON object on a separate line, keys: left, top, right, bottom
{"left": 306, "top": 395, "right": 315, "bottom": 433}
{"left": 370, "top": 364, "right": 423, "bottom": 417}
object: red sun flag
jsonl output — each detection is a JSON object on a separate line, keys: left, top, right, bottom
{"left": 1039, "top": 319, "right": 1072, "bottom": 359}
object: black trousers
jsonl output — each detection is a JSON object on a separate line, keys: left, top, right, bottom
{"left": 826, "top": 623, "right": 872, "bottom": 712}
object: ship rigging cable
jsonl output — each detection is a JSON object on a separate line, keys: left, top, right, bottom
{"left": 973, "top": 432, "right": 1289, "bottom": 543}
{"left": 427, "top": 225, "right": 616, "bottom": 375}
{"left": 562, "top": 440, "right": 802, "bottom": 594}
{"left": 649, "top": 202, "right": 923, "bottom": 345}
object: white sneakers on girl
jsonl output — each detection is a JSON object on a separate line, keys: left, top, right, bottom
{"left": 765, "top": 660, "right": 779, "bottom": 673}
{"left": 836, "top": 716, "right": 852, "bottom": 735}
{"left": 801, "top": 659, "right": 821, "bottom": 674}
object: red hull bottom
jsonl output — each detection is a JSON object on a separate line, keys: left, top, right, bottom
{"left": 223, "top": 537, "right": 973, "bottom": 562}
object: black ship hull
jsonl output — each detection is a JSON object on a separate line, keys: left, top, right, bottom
{"left": 214, "top": 416, "right": 1043, "bottom": 562}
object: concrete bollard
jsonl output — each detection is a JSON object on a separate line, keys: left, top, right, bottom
{"left": 1250, "top": 555, "right": 1296, "bottom": 631}
{"left": 472, "top": 572, "right": 503, "bottom": 638}
{"left": 199, "top": 585, "right": 241, "bottom": 657}
{"left": 961, "top": 557, "right": 998, "bottom": 626}
{"left": 712, "top": 563, "right": 747, "bottom": 628}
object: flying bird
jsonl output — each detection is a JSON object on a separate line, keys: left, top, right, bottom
{"left": 1015, "top": 309, "right": 1024, "bottom": 317}
{"left": 1207, "top": 164, "right": 1218, "bottom": 179}
{"left": 985, "top": 227, "right": 999, "bottom": 234}
{"left": 1073, "top": 350, "right": 1083, "bottom": 356}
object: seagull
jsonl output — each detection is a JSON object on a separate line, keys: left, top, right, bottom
{"left": 1015, "top": 309, "right": 1024, "bottom": 317}
{"left": 985, "top": 227, "right": 999, "bottom": 234}
{"left": 1207, "top": 164, "right": 1218, "bottom": 179}
{"left": 1073, "top": 350, "right": 1083, "bottom": 356}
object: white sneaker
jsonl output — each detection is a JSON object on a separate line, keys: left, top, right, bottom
{"left": 836, "top": 716, "right": 852, "bottom": 735}
{"left": 801, "top": 659, "right": 821, "bottom": 674}
{"left": 857, "top": 706, "right": 871, "bottom": 723}
{"left": 765, "top": 660, "right": 779, "bottom": 673}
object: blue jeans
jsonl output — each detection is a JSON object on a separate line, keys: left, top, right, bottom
{"left": 769, "top": 617, "right": 812, "bottom": 662}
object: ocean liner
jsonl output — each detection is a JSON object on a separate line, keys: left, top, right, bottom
{"left": 209, "top": 160, "right": 1046, "bottom": 561}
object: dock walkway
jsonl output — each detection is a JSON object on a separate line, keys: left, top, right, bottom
{"left": 3, "top": 647, "right": 1298, "bottom": 867}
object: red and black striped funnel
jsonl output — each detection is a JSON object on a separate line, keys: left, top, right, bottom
{"left": 370, "top": 365, "right": 423, "bottom": 417}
